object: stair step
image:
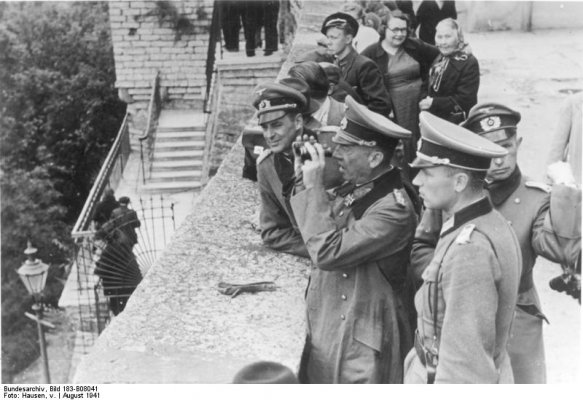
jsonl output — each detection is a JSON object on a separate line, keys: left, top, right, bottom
{"left": 142, "top": 180, "right": 202, "bottom": 193}
{"left": 157, "top": 126, "right": 205, "bottom": 133}
{"left": 156, "top": 131, "right": 206, "bottom": 140}
{"left": 152, "top": 160, "right": 204, "bottom": 170}
{"left": 155, "top": 140, "right": 205, "bottom": 150}
{"left": 153, "top": 150, "right": 204, "bottom": 160}
{"left": 150, "top": 170, "right": 202, "bottom": 180}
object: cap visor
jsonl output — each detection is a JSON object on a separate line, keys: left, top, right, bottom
{"left": 409, "top": 157, "right": 436, "bottom": 169}
{"left": 258, "top": 110, "right": 287, "bottom": 125}
{"left": 332, "top": 130, "right": 360, "bottom": 146}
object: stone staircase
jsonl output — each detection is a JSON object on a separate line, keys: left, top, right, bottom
{"left": 143, "top": 109, "right": 207, "bottom": 193}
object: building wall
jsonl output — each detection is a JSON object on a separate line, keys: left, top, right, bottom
{"left": 456, "top": 1, "right": 583, "bottom": 32}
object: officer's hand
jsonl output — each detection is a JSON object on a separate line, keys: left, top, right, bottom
{"left": 301, "top": 142, "right": 326, "bottom": 189}
{"left": 547, "top": 161, "right": 577, "bottom": 187}
{"left": 419, "top": 97, "right": 433, "bottom": 110}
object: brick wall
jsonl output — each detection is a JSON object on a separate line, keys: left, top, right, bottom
{"left": 109, "top": 0, "right": 214, "bottom": 145}
{"left": 109, "top": 1, "right": 213, "bottom": 104}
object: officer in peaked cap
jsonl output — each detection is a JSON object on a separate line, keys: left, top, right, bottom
{"left": 459, "top": 102, "right": 581, "bottom": 383}
{"left": 406, "top": 111, "right": 522, "bottom": 383}
{"left": 251, "top": 79, "right": 341, "bottom": 259}
{"left": 252, "top": 80, "right": 307, "bottom": 127}
{"left": 289, "top": 95, "right": 418, "bottom": 383}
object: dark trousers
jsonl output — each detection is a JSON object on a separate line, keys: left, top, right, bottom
{"left": 242, "top": 1, "right": 262, "bottom": 54}
{"left": 263, "top": 1, "right": 280, "bottom": 52}
{"left": 220, "top": 1, "right": 242, "bottom": 51}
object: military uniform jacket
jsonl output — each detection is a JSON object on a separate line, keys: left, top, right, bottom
{"left": 406, "top": 197, "right": 521, "bottom": 383}
{"left": 337, "top": 47, "right": 392, "bottom": 116}
{"left": 290, "top": 168, "right": 417, "bottom": 383}
{"left": 257, "top": 150, "right": 309, "bottom": 258}
{"left": 412, "top": 168, "right": 581, "bottom": 313}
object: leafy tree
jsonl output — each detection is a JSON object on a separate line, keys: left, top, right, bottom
{"left": 1, "top": 2, "right": 126, "bottom": 382}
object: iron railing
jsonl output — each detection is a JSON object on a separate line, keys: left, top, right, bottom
{"left": 71, "top": 113, "right": 131, "bottom": 237}
{"left": 139, "top": 71, "right": 162, "bottom": 185}
{"left": 203, "top": 0, "right": 221, "bottom": 114}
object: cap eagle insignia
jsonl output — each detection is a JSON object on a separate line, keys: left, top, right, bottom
{"left": 480, "top": 116, "right": 501, "bottom": 131}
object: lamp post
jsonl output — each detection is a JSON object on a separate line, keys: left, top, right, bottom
{"left": 17, "top": 241, "right": 51, "bottom": 384}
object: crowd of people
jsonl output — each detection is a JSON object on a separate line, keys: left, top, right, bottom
{"left": 240, "top": 0, "right": 582, "bottom": 384}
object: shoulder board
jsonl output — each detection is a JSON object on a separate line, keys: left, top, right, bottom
{"left": 525, "top": 181, "right": 551, "bottom": 193}
{"left": 455, "top": 224, "right": 475, "bottom": 245}
{"left": 393, "top": 189, "right": 406, "bottom": 207}
{"left": 256, "top": 149, "right": 273, "bottom": 165}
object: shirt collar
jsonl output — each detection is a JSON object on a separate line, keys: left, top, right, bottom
{"left": 440, "top": 196, "right": 493, "bottom": 237}
{"left": 311, "top": 96, "right": 331, "bottom": 124}
{"left": 486, "top": 166, "right": 522, "bottom": 206}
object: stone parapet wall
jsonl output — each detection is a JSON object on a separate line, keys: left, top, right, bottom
{"left": 73, "top": 0, "right": 338, "bottom": 383}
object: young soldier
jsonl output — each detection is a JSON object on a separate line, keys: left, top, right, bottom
{"left": 405, "top": 112, "right": 522, "bottom": 383}
{"left": 413, "top": 103, "right": 581, "bottom": 383}
{"left": 321, "top": 12, "right": 392, "bottom": 117}
{"left": 290, "top": 96, "right": 416, "bottom": 383}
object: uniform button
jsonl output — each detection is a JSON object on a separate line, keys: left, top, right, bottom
{"left": 342, "top": 273, "right": 348, "bottom": 278}
{"left": 514, "top": 198, "right": 521, "bottom": 204}
{"left": 508, "top": 220, "right": 513, "bottom": 225}
{"left": 341, "top": 314, "right": 346, "bottom": 320}
{"left": 341, "top": 294, "right": 347, "bottom": 300}
{"left": 339, "top": 211, "right": 344, "bottom": 216}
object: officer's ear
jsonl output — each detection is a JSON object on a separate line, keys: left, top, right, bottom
{"left": 453, "top": 171, "right": 470, "bottom": 193}
{"left": 293, "top": 112, "right": 303, "bottom": 130}
{"left": 368, "top": 149, "right": 384, "bottom": 169}
{"left": 516, "top": 136, "right": 523, "bottom": 149}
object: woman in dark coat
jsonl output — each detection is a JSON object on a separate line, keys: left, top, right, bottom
{"left": 361, "top": 10, "right": 439, "bottom": 180}
{"left": 419, "top": 18, "right": 479, "bottom": 124}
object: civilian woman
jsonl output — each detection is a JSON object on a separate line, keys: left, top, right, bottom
{"left": 419, "top": 18, "right": 479, "bottom": 124}
{"left": 361, "top": 10, "right": 439, "bottom": 178}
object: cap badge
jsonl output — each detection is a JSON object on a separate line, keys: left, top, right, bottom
{"left": 259, "top": 99, "right": 271, "bottom": 109}
{"left": 255, "top": 88, "right": 266, "bottom": 96}
{"left": 340, "top": 118, "right": 348, "bottom": 130}
{"left": 480, "top": 116, "right": 501, "bottom": 131}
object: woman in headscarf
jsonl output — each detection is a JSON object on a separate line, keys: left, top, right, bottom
{"left": 361, "top": 10, "right": 439, "bottom": 180}
{"left": 419, "top": 18, "right": 479, "bottom": 124}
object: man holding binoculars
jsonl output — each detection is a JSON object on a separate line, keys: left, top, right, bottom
{"left": 288, "top": 96, "right": 416, "bottom": 383}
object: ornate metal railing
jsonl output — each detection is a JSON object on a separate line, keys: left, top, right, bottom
{"left": 139, "top": 71, "right": 161, "bottom": 185}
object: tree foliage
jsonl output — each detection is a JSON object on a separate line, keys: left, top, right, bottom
{"left": 0, "top": 2, "right": 126, "bottom": 382}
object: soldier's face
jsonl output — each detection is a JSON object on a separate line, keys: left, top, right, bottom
{"left": 413, "top": 166, "right": 457, "bottom": 211}
{"left": 333, "top": 144, "right": 375, "bottom": 185}
{"left": 326, "top": 27, "right": 352, "bottom": 56}
{"left": 487, "top": 136, "right": 521, "bottom": 182}
{"left": 260, "top": 113, "right": 302, "bottom": 154}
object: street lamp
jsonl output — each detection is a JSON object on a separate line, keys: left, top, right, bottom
{"left": 17, "top": 241, "right": 51, "bottom": 384}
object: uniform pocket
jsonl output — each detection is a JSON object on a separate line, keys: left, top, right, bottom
{"left": 353, "top": 318, "right": 383, "bottom": 352}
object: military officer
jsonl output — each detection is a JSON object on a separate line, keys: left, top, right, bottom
{"left": 253, "top": 79, "right": 342, "bottom": 257}
{"left": 405, "top": 112, "right": 522, "bottom": 383}
{"left": 321, "top": 12, "right": 392, "bottom": 117}
{"left": 411, "top": 103, "right": 582, "bottom": 383}
{"left": 290, "top": 95, "right": 416, "bottom": 383}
